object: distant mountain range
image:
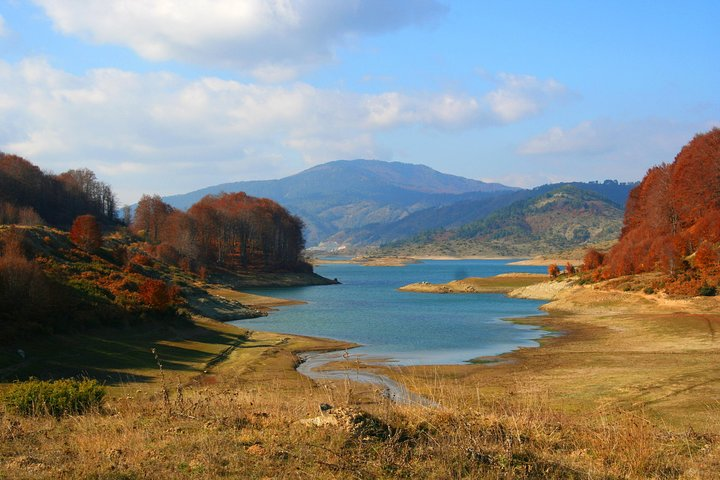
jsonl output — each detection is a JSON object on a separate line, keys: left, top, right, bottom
{"left": 162, "top": 159, "right": 516, "bottom": 245}
{"left": 162, "top": 159, "right": 637, "bottom": 254}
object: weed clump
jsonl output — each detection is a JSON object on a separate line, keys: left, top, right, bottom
{"left": 3, "top": 377, "right": 105, "bottom": 417}
{"left": 698, "top": 284, "right": 717, "bottom": 296}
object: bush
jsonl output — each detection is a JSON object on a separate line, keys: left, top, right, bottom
{"left": 698, "top": 284, "right": 717, "bottom": 297}
{"left": 643, "top": 287, "right": 655, "bottom": 295}
{"left": 3, "top": 378, "right": 106, "bottom": 416}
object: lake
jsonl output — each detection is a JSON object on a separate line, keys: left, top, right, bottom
{"left": 231, "top": 259, "right": 552, "bottom": 366}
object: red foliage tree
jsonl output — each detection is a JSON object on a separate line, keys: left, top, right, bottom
{"left": 70, "top": 215, "right": 103, "bottom": 252}
{"left": 565, "top": 262, "right": 576, "bottom": 275}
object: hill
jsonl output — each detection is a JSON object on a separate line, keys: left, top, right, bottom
{"left": 383, "top": 185, "right": 625, "bottom": 257}
{"left": 162, "top": 159, "right": 516, "bottom": 245}
{"left": 336, "top": 180, "right": 635, "bottom": 246}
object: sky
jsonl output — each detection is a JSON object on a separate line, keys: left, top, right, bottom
{"left": 0, "top": 1, "right": 718, "bottom": 205}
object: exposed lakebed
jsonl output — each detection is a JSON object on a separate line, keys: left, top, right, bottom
{"left": 232, "top": 260, "right": 553, "bottom": 366}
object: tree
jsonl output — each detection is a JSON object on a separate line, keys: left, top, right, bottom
{"left": 132, "top": 195, "right": 174, "bottom": 243}
{"left": 565, "top": 262, "right": 576, "bottom": 275}
{"left": 548, "top": 263, "right": 560, "bottom": 278}
{"left": 695, "top": 241, "right": 718, "bottom": 273}
{"left": 583, "top": 249, "right": 604, "bottom": 270}
{"left": 70, "top": 215, "right": 103, "bottom": 252}
{"left": 138, "top": 279, "right": 179, "bottom": 312}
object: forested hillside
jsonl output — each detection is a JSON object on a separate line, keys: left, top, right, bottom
{"left": 133, "top": 192, "right": 307, "bottom": 273}
{"left": 594, "top": 128, "right": 720, "bottom": 294}
{"left": 0, "top": 155, "right": 314, "bottom": 342}
{"left": 383, "top": 185, "right": 626, "bottom": 257}
{"left": 0, "top": 154, "right": 117, "bottom": 227}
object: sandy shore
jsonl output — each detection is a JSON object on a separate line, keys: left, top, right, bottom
{"left": 507, "top": 256, "right": 582, "bottom": 266}
{"left": 313, "top": 256, "right": 421, "bottom": 267}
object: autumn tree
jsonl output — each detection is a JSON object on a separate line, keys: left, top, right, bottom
{"left": 132, "top": 195, "right": 174, "bottom": 243}
{"left": 138, "top": 278, "right": 179, "bottom": 312}
{"left": 70, "top": 215, "right": 103, "bottom": 252}
{"left": 695, "top": 241, "right": 718, "bottom": 273}
{"left": 602, "top": 128, "right": 720, "bottom": 282}
{"left": 548, "top": 264, "right": 560, "bottom": 278}
{"left": 583, "top": 249, "right": 604, "bottom": 271}
{"left": 0, "top": 227, "right": 51, "bottom": 335}
{"left": 565, "top": 262, "right": 576, "bottom": 275}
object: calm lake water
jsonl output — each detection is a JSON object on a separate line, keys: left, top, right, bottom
{"left": 231, "top": 260, "right": 552, "bottom": 366}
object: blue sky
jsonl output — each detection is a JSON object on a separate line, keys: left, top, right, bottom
{"left": 0, "top": 1, "right": 717, "bottom": 204}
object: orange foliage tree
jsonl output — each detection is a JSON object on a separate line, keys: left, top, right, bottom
{"left": 70, "top": 214, "right": 103, "bottom": 252}
{"left": 598, "top": 129, "right": 720, "bottom": 287}
{"left": 138, "top": 278, "right": 179, "bottom": 312}
{"left": 548, "top": 264, "right": 560, "bottom": 278}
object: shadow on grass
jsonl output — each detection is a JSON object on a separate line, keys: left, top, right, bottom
{"left": 0, "top": 320, "right": 249, "bottom": 386}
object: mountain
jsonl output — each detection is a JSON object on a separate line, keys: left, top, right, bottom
{"left": 162, "top": 159, "right": 516, "bottom": 245}
{"left": 383, "top": 185, "right": 626, "bottom": 257}
{"left": 336, "top": 180, "right": 636, "bottom": 246}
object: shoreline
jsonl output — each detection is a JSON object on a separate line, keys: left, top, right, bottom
{"left": 240, "top": 273, "right": 720, "bottom": 432}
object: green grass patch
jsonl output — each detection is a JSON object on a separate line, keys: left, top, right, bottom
{"left": 3, "top": 377, "right": 106, "bottom": 416}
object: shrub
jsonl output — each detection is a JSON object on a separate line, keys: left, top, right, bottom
{"left": 643, "top": 287, "right": 655, "bottom": 295}
{"left": 548, "top": 264, "right": 560, "bottom": 278}
{"left": 698, "top": 284, "right": 717, "bottom": 297}
{"left": 138, "top": 278, "right": 180, "bottom": 311}
{"left": 3, "top": 378, "right": 106, "bottom": 417}
{"left": 565, "top": 262, "right": 576, "bottom": 275}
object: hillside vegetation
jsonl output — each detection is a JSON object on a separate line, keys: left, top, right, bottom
{"left": 0, "top": 156, "right": 322, "bottom": 344}
{"left": 592, "top": 128, "right": 720, "bottom": 295}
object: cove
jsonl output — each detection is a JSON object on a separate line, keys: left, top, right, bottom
{"left": 232, "top": 260, "right": 552, "bottom": 366}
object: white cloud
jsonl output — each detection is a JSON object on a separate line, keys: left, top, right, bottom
{"left": 0, "top": 14, "right": 7, "bottom": 37}
{"left": 518, "top": 121, "right": 606, "bottom": 155}
{"left": 485, "top": 73, "right": 568, "bottom": 122}
{"left": 0, "top": 58, "right": 568, "bottom": 202}
{"left": 517, "top": 118, "right": 712, "bottom": 183}
{"left": 33, "top": 0, "right": 446, "bottom": 79}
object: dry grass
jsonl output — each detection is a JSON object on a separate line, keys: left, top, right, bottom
{"left": 2, "top": 367, "right": 718, "bottom": 479}
{"left": 2, "top": 282, "right": 720, "bottom": 478}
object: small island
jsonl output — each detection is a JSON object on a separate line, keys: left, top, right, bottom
{"left": 399, "top": 272, "right": 547, "bottom": 294}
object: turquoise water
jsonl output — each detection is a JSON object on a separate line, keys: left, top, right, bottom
{"left": 231, "top": 260, "right": 551, "bottom": 366}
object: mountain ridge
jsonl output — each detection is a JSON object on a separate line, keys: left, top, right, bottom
{"left": 162, "top": 159, "right": 517, "bottom": 244}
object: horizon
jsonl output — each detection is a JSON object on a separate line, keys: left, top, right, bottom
{"left": 1, "top": 1, "right": 717, "bottom": 204}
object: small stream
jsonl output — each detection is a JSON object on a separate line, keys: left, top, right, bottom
{"left": 296, "top": 351, "right": 438, "bottom": 407}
